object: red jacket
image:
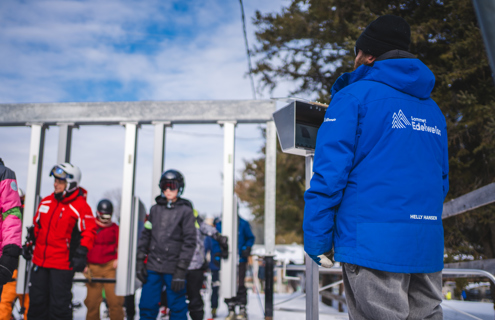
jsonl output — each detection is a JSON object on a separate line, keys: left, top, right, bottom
{"left": 87, "top": 222, "right": 119, "bottom": 264}
{"left": 32, "top": 188, "right": 97, "bottom": 270}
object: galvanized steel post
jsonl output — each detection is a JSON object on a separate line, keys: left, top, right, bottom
{"left": 116, "top": 123, "right": 139, "bottom": 295}
{"left": 472, "top": 0, "right": 495, "bottom": 83}
{"left": 151, "top": 121, "right": 171, "bottom": 203}
{"left": 17, "top": 124, "right": 46, "bottom": 294}
{"left": 305, "top": 155, "right": 319, "bottom": 320}
{"left": 220, "top": 121, "right": 238, "bottom": 299}
{"left": 57, "top": 123, "right": 75, "bottom": 164}
{"left": 264, "top": 120, "right": 277, "bottom": 319}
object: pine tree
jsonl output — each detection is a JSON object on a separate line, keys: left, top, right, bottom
{"left": 236, "top": 0, "right": 495, "bottom": 254}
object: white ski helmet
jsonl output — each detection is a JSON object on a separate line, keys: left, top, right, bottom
{"left": 49, "top": 162, "right": 82, "bottom": 193}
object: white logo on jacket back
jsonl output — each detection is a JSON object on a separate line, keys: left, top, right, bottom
{"left": 392, "top": 109, "right": 441, "bottom": 136}
{"left": 392, "top": 110, "right": 411, "bottom": 128}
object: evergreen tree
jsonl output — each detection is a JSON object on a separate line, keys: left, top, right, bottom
{"left": 236, "top": 0, "right": 495, "bottom": 254}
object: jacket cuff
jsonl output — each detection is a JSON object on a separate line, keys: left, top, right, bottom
{"left": 2, "top": 244, "right": 21, "bottom": 257}
{"left": 176, "top": 260, "right": 189, "bottom": 270}
{"left": 303, "top": 236, "right": 332, "bottom": 256}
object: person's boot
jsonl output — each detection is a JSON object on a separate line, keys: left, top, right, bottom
{"left": 235, "top": 305, "right": 247, "bottom": 320}
{"left": 224, "top": 299, "right": 237, "bottom": 320}
{"left": 211, "top": 308, "right": 217, "bottom": 318}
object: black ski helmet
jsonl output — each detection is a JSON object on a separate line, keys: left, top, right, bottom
{"left": 159, "top": 169, "right": 185, "bottom": 196}
{"left": 96, "top": 199, "right": 113, "bottom": 222}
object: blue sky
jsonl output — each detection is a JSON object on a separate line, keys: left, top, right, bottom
{"left": 0, "top": 0, "right": 298, "bottom": 219}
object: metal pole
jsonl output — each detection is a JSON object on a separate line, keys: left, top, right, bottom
{"left": 116, "top": 123, "right": 138, "bottom": 295}
{"left": 305, "top": 155, "right": 319, "bottom": 320}
{"left": 264, "top": 120, "right": 277, "bottom": 319}
{"left": 151, "top": 121, "right": 170, "bottom": 203}
{"left": 220, "top": 121, "right": 238, "bottom": 299}
{"left": 17, "top": 124, "right": 46, "bottom": 294}
{"left": 57, "top": 123, "right": 75, "bottom": 164}
{"left": 472, "top": 0, "right": 495, "bottom": 82}
{"left": 264, "top": 256, "right": 274, "bottom": 318}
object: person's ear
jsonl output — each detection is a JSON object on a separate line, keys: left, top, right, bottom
{"left": 366, "top": 54, "right": 377, "bottom": 64}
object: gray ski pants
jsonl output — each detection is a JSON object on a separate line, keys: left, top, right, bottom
{"left": 342, "top": 263, "right": 443, "bottom": 320}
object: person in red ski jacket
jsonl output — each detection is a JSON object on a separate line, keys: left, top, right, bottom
{"left": 84, "top": 199, "right": 124, "bottom": 320}
{"left": 27, "top": 163, "right": 97, "bottom": 320}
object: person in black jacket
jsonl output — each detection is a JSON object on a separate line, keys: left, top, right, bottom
{"left": 136, "top": 169, "right": 196, "bottom": 320}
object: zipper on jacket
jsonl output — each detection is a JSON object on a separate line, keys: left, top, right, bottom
{"left": 42, "top": 201, "right": 59, "bottom": 266}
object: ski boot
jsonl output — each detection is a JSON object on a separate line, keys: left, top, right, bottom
{"left": 224, "top": 298, "right": 237, "bottom": 320}
{"left": 235, "top": 305, "right": 247, "bottom": 320}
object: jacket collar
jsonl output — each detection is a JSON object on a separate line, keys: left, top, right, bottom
{"left": 331, "top": 51, "right": 435, "bottom": 99}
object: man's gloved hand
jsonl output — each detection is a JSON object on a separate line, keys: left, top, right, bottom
{"left": 240, "top": 246, "right": 251, "bottom": 259}
{"left": 307, "top": 251, "right": 334, "bottom": 268}
{"left": 70, "top": 246, "right": 88, "bottom": 272}
{"left": 0, "top": 244, "right": 21, "bottom": 285}
{"left": 136, "top": 251, "right": 148, "bottom": 284}
{"left": 171, "top": 261, "right": 188, "bottom": 292}
{"left": 213, "top": 233, "right": 229, "bottom": 259}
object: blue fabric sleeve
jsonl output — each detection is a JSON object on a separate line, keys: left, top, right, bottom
{"left": 243, "top": 221, "right": 255, "bottom": 247}
{"left": 303, "top": 93, "right": 359, "bottom": 256}
{"left": 204, "top": 237, "right": 211, "bottom": 254}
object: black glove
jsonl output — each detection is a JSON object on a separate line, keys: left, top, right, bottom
{"left": 136, "top": 251, "right": 148, "bottom": 284}
{"left": 70, "top": 246, "right": 88, "bottom": 272}
{"left": 21, "top": 244, "right": 33, "bottom": 261}
{"left": 26, "top": 226, "right": 36, "bottom": 245}
{"left": 241, "top": 246, "right": 251, "bottom": 259}
{"left": 21, "top": 226, "right": 36, "bottom": 261}
{"left": 0, "top": 244, "right": 21, "bottom": 285}
{"left": 213, "top": 233, "right": 229, "bottom": 259}
{"left": 171, "top": 261, "right": 188, "bottom": 292}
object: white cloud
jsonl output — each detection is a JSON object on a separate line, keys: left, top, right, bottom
{"left": 0, "top": 0, "right": 294, "bottom": 219}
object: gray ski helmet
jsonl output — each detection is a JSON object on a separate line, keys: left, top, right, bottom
{"left": 96, "top": 199, "right": 113, "bottom": 222}
{"left": 159, "top": 169, "right": 185, "bottom": 195}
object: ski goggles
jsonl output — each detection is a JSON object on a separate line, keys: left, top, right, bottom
{"left": 49, "top": 166, "right": 73, "bottom": 180}
{"left": 160, "top": 180, "right": 180, "bottom": 191}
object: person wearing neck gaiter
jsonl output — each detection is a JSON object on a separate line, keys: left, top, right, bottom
{"left": 83, "top": 199, "right": 123, "bottom": 320}
{"left": 28, "top": 163, "right": 97, "bottom": 320}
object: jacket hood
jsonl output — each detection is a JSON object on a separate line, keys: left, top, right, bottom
{"left": 331, "top": 58, "right": 435, "bottom": 99}
{"left": 155, "top": 196, "right": 193, "bottom": 208}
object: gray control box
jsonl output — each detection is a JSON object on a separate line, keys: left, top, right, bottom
{"left": 273, "top": 100, "right": 327, "bottom": 156}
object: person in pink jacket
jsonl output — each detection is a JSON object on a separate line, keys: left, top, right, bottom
{"left": 0, "top": 158, "right": 23, "bottom": 296}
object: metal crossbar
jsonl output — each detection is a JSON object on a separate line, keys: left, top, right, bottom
{"left": 282, "top": 265, "right": 495, "bottom": 286}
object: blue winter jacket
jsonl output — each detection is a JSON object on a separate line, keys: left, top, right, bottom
{"left": 217, "top": 217, "right": 255, "bottom": 263}
{"left": 303, "top": 57, "right": 449, "bottom": 274}
{"left": 204, "top": 236, "right": 221, "bottom": 271}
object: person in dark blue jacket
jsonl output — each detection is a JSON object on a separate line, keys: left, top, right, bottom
{"left": 303, "top": 15, "right": 449, "bottom": 320}
{"left": 204, "top": 221, "right": 222, "bottom": 318}
{"left": 214, "top": 216, "right": 255, "bottom": 319}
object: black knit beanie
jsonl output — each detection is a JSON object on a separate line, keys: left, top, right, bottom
{"left": 355, "top": 15, "right": 411, "bottom": 57}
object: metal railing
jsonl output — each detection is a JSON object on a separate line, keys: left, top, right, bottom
{"left": 273, "top": 264, "right": 495, "bottom": 319}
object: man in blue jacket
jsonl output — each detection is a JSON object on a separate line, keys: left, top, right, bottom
{"left": 303, "top": 15, "right": 449, "bottom": 320}
{"left": 216, "top": 216, "right": 255, "bottom": 319}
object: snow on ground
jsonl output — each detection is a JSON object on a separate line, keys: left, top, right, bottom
{"left": 13, "top": 282, "right": 490, "bottom": 320}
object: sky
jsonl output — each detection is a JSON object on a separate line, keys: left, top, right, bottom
{"left": 0, "top": 0, "right": 299, "bottom": 219}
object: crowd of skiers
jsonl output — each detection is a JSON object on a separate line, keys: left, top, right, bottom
{"left": 0, "top": 159, "right": 254, "bottom": 320}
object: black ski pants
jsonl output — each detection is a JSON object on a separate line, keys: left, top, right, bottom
{"left": 186, "top": 269, "right": 205, "bottom": 320}
{"left": 237, "top": 262, "right": 247, "bottom": 305}
{"left": 27, "top": 265, "right": 75, "bottom": 320}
